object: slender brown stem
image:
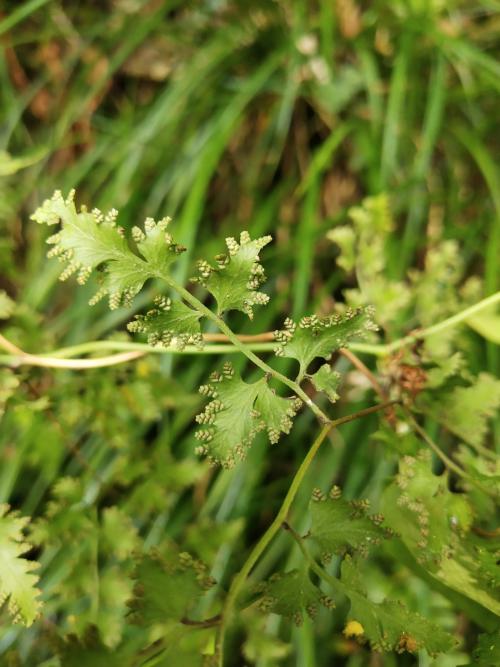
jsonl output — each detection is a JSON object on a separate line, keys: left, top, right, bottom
{"left": 472, "top": 526, "right": 500, "bottom": 538}
{"left": 339, "top": 348, "right": 388, "bottom": 402}
{"left": 180, "top": 613, "right": 221, "bottom": 629}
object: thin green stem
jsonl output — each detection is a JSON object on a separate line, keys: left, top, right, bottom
{"left": 403, "top": 409, "right": 468, "bottom": 479}
{"left": 215, "top": 399, "right": 397, "bottom": 666}
{"left": 158, "top": 274, "right": 331, "bottom": 423}
{"left": 44, "top": 340, "right": 275, "bottom": 358}
{"left": 381, "top": 291, "right": 500, "bottom": 356}
{"left": 403, "top": 407, "right": 496, "bottom": 497}
{"left": 3, "top": 292, "right": 496, "bottom": 370}
{"left": 283, "top": 522, "right": 341, "bottom": 593}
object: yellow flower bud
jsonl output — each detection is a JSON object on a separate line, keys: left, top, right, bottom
{"left": 343, "top": 619, "right": 364, "bottom": 638}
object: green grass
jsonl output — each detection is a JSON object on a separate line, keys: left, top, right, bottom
{"left": 0, "top": 1, "right": 499, "bottom": 665}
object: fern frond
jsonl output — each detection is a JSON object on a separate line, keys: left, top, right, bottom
{"left": 0, "top": 504, "right": 42, "bottom": 626}
{"left": 336, "top": 557, "right": 456, "bottom": 655}
{"left": 418, "top": 373, "right": 500, "bottom": 448}
{"left": 195, "top": 362, "right": 301, "bottom": 467}
{"left": 257, "top": 569, "right": 334, "bottom": 626}
{"left": 308, "top": 365, "right": 341, "bottom": 403}
{"left": 275, "top": 306, "right": 377, "bottom": 375}
{"left": 193, "top": 231, "right": 272, "bottom": 318}
{"left": 127, "top": 296, "right": 203, "bottom": 349}
{"left": 128, "top": 547, "right": 214, "bottom": 626}
{"left": 308, "top": 487, "right": 389, "bottom": 562}
{"left": 31, "top": 190, "right": 183, "bottom": 310}
{"left": 55, "top": 626, "right": 132, "bottom": 667}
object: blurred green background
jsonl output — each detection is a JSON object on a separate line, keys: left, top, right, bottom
{"left": 0, "top": 1, "right": 499, "bottom": 665}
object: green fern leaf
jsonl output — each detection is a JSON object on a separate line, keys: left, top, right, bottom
{"left": 275, "top": 306, "right": 377, "bottom": 375}
{"left": 195, "top": 363, "right": 264, "bottom": 467}
{"left": 193, "top": 231, "right": 271, "bottom": 318}
{"left": 143, "top": 623, "right": 217, "bottom": 667}
{"left": 131, "top": 215, "right": 186, "bottom": 272}
{"left": 327, "top": 195, "right": 411, "bottom": 328}
{"left": 436, "top": 548, "right": 500, "bottom": 616}
{"left": 418, "top": 373, "right": 500, "bottom": 448}
{"left": 254, "top": 383, "right": 302, "bottom": 445}
{"left": 309, "top": 364, "right": 341, "bottom": 403}
{"left": 127, "top": 548, "right": 214, "bottom": 626}
{"left": 257, "top": 569, "right": 334, "bottom": 626}
{"left": 56, "top": 626, "right": 132, "bottom": 667}
{"left": 127, "top": 296, "right": 203, "bottom": 349}
{"left": 472, "top": 632, "right": 500, "bottom": 666}
{"left": 336, "top": 557, "right": 456, "bottom": 655}
{"left": 195, "top": 363, "right": 301, "bottom": 467}
{"left": 31, "top": 190, "right": 184, "bottom": 309}
{"left": 455, "top": 446, "right": 500, "bottom": 498}
{"left": 308, "top": 487, "right": 388, "bottom": 562}
{"left": 381, "top": 451, "right": 473, "bottom": 566}
{"left": 0, "top": 505, "right": 42, "bottom": 626}
{"left": 381, "top": 452, "right": 500, "bottom": 615}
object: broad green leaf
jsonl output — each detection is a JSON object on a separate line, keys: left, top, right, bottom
{"left": 56, "top": 627, "right": 132, "bottom": 667}
{"left": 455, "top": 446, "right": 500, "bottom": 498}
{"left": 381, "top": 452, "right": 473, "bottom": 566}
{"left": 308, "top": 488, "right": 388, "bottom": 562}
{"left": 128, "top": 297, "right": 203, "bottom": 349}
{"left": 275, "top": 306, "right": 377, "bottom": 375}
{"left": 257, "top": 569, "right": 334, "bottom": 626}
{"left": 436, "top": 552, "right": 500, "bottom": 617}
{"left": 412, "top": 240, "right": 464, "bottom": 331}
{"left": 425, "top": 352, "right": 464, "bottom": 389}
{"left": 194, "top": 231, "right": 271, "bottom": 318}
{"left": 309, "top": 364, "right": 341, "bottom": 403}
{"left": 418, "top": 373, "right": 500, "bottom": 448}
{"left": 31, "top": 480, "right": 136, "bottom": 646}
{"left": 128, "top": 548, "right": 214, "bottom": 626}
{"left": 195, "top": 363, "right": 300, "bottom": 467}
{"left": 0, "top": 505, "right": 42, "bottom": 626}
{"left": 472, "top": 632, "right": 500, "bottom": 666}
{"left": 381, "top": 452, "right": 500, "bottom": 615}
{"left": 336, "top": 557, "right": 456, "bottom": 655}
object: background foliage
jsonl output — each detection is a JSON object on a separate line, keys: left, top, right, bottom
{"left": 0, "top": 1, "right": 499, "bottom": 665}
